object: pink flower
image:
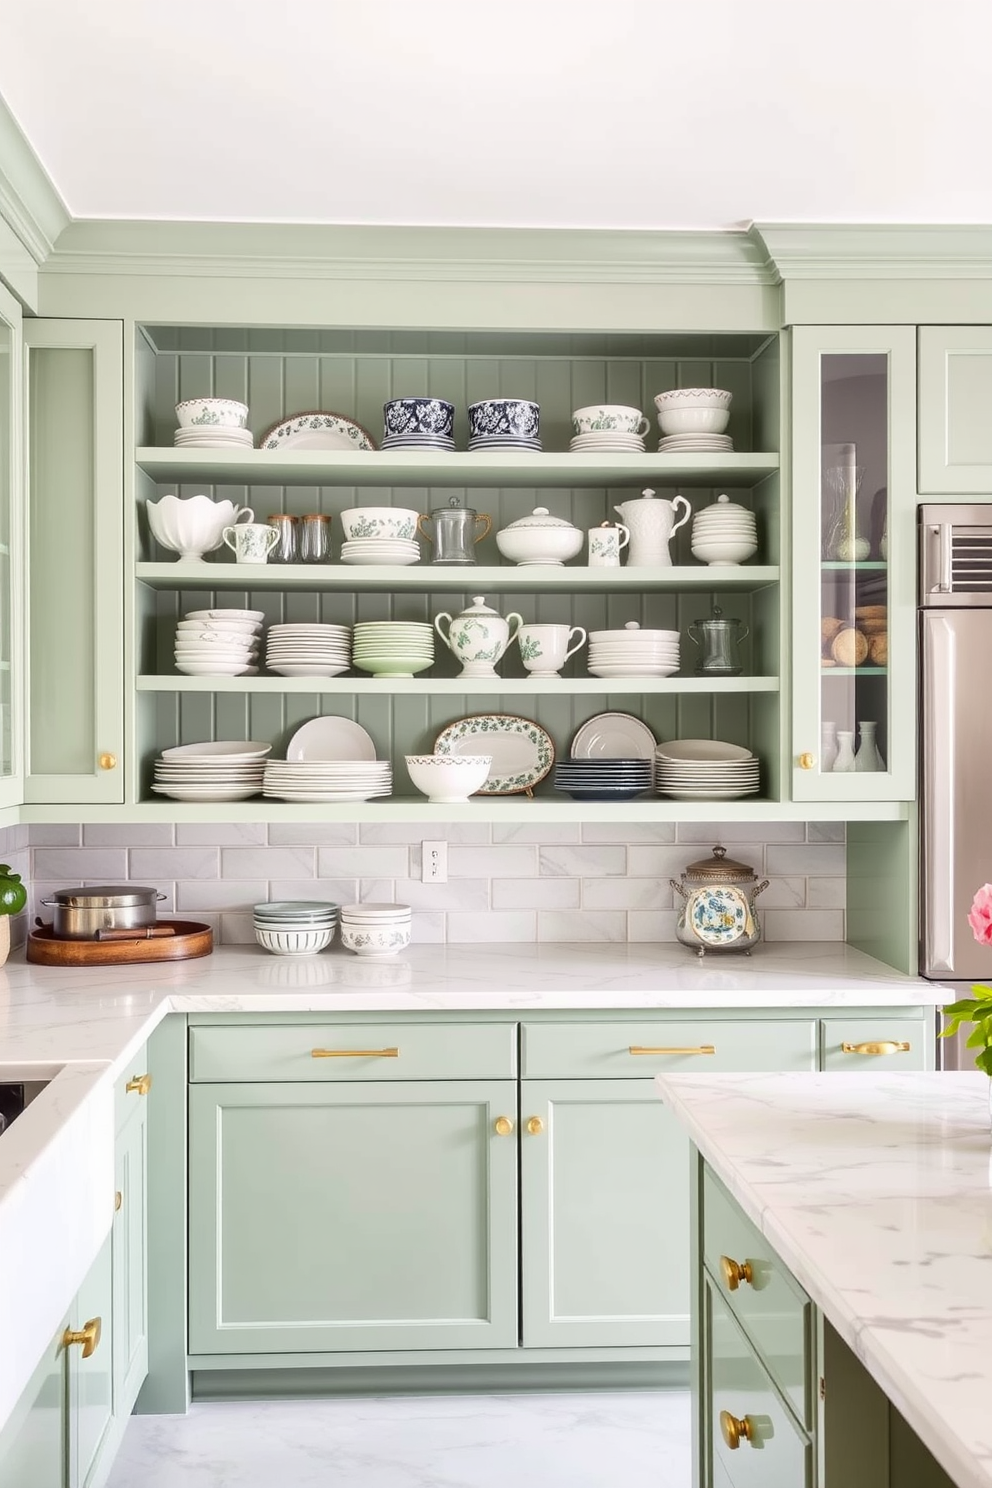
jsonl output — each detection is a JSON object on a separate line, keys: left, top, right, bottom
{"left": 968, "top": 884, "right": 992, "bottom": 946}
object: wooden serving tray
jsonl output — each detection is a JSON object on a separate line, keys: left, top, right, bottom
{"left": 27, "top": 919, "right": 213, "bottom": 966}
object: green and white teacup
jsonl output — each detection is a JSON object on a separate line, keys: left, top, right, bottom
{"left": 571, "top": 404, "right": 650, "bottom": 437}
{"left": 516, "top": 623, "right": 587, "bottom": 678}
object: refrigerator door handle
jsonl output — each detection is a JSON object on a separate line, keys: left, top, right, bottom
{"left": 922, "top": 614, "right": 957, "bottom": 973}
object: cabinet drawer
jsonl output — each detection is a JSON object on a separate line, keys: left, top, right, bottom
{"left": 819, "top": 1017, "right": 928, "bottom": 1071}
{"left": 115, "top": 1040, "right": 150, "bottom": 1130}
{"left": 703, "top": 1166, "right": 811, "bottom": 1427}
{"left": 707, "top": 1277, "right": 812, "bottom": 1488}
{"left": 521, "top": 1020, "right": 816, "bottom": 1079}
{"left": 189, "top": 1022, "right": 516, "bottom": 1082}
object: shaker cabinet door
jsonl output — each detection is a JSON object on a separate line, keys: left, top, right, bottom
{"left": 23, "top": 319, "right": 124, "bottom": 804}
{"left": 0, "top": 1327, "right": 65, "bottom": 1488}
{"left": 113, "top": 1100, "right": 148, "bottom": 1420}
{"left": 918, "top": 326, "right": 992, "bottom": 492}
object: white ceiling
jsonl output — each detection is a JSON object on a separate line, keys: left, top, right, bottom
{"left": 1, "top": 0, "right": 990, "bottom": 230}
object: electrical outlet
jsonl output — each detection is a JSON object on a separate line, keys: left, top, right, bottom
{"left": 422, "top": 840, "right": 448, "bottom": 884}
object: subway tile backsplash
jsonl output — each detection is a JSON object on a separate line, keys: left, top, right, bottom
{"left": 24, "top": 822, "right": 848, "bottom": 946}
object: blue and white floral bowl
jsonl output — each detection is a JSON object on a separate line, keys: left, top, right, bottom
{"left": 383, "top": 397, "right": 455, "bottom": 440}
{"left": 468, "top": 399, "right": 540, "bottom": 442}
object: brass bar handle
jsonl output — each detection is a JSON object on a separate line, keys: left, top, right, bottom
{"left": 526, "top": 1116, "right": 544, "bottom": 1136}
{"left": 125, "top": 1073, "right": 152, "bottom": 1095}
{"left": 719, "top": 1254, "right": 753, "bottom": 1292}
{"left": 311, "top": 1048, "right": 399, "bottom": 1059}
{"left": 494, "top": 1116, "right": 514, "bottom": 1136}
{"left": 719, "top": 1410, "right": 754, "bottom": 1451}
{"left": 63, "top": 1317, "right": 102, "bottom": 1358}
{"left": 840, "top": 1040, "right": 911, "bottom": 1056}
{"left": 629, "top": 1045, "right": 716, "bottom": 1056}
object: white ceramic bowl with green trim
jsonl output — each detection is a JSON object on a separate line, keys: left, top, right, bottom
{"left": 339, "top": 508, "right": 420, "bottom": 541}
{"left": 175, "top": 397, "right": 250, "bottom": 429}
{"left": 405, "top": 754, "right": 493, "bottom": 803}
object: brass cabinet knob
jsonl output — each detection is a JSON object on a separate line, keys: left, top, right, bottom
{"left": 98, "top": 753, "right": 117, "bottom": 770}
{"left": 841, "top": 1040, "right": 911, "bottom": 1056}
{"left": 719, "top": 1410, "right": 754, "bottom": 1451}
{"left": 494, "top": 1116, "right": 514, "bottom": 1136}
{"left": 798, "top": 752, "right": 815, "bottom": 770}
{"left": 63, "top": 1317, "right": 102, "bottom": 1358}
{"left": 125, "top": 1073, "right": 152, "bottom": 1096}
{"left": 719, "top": 1254, "right": 753, "bottom": 1292}
{"left": 526, "top": 1116, "right": 544, "bottom": 1136}
{"left": 114, "top": 1190, "right": 123, "bottom": 1213}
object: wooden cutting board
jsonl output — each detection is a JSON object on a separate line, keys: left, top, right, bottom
{"left": 27, "top": 919, "right": 213, "bottom": 966}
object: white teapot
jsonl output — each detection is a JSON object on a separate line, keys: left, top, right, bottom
{"left": 434, "top": 596, "right": 523, "bottom": 678}
{"left": 613, "top": 488, "right": 691, "bottom": 567}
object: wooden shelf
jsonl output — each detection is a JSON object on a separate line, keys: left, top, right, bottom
{"left": 136, "top": 447, "right": 781, "bottom": 490}
{"left": 136, "top": 562, "right": 780, "bottom": 592}
{"left": 137, "top": 674, "right": 781, "bottom": 695}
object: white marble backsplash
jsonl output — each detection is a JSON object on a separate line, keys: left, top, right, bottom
{"left": 26, "top": 820, "right": 846, "bottom": 946}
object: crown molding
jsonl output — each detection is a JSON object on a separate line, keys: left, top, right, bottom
{"left": 43, "top": 219, "right": 776, "bottom": 286}
{"left": 0, "top": 95, "right": 70, "bottom": 265}
{"left": 753, "top": 222, "right": 992, "bottom": 281}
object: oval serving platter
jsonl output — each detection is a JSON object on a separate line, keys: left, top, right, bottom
{"left": 434, "top": 713, "right": 555, "bottom": 796}
{"left": 259, "top": 410, "right": 378, "bottom": 451}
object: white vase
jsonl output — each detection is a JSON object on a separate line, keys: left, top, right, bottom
{"left": 855, "top": 720, "right": 884, "bottom": 772}
{"left": 833, "top": 730, "right": 857, "bottom": 772}
{"left": 820, "top": 721, "right": 839, "bottom": 773}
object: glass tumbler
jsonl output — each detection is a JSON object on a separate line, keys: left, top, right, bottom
{"left": 267, "top": 513, "right": 298, "bottom": 564}
{"left": 300, "top": 513, "right": 331, "bottom": 564}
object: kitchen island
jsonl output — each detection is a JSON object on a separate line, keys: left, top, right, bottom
{"left": 656, "top": 1069, "right": 989, "bottom": 1488}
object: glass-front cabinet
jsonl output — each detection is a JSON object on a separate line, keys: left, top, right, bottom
{"left": 791, "top": 326, "right": 916, "bottom": 801}
{"left": 0, "top": 282, "right": 21, "bottom": 810}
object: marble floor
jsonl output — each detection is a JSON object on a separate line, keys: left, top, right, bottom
{"left": 106, "top": 1388, "right": 690, "bottom": 1488}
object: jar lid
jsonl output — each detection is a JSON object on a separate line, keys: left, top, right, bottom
{"left": 700, "top": 494, "right": 751, "bottom": 516}
{"left": 458, "top": 595, "right": 499, "bottom": 616}
{"left": 692, "top": 604, "right": 743, "bottom": 628}
{"left": 302, "top": 513, "right": 330, "bottom": 521}
{"left": 502, "top": 506, "right": 579, "bottom": 531}
{"left": 681, "top": 846, "right": 756, "bottom": 883}
{"left": 268, "top": 513, "right": 298, "bottom": 522}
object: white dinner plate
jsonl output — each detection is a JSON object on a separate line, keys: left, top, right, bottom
{"left": 150, "top": 785, "right": 263, "bottom": 801}
{"left": 185, "top": 610, "right": 266, "bottom": 624}
{"left": 655, "top": 739, "right": 754, "bottom": 763}
{"left": 286, "top": 716, "right": 377, "bottom": 762}
{"left": 159, "top": 742, "right": 272, "bottom": 761}
{"left": 570, "top": 713, "right": 658, "bottom": 759}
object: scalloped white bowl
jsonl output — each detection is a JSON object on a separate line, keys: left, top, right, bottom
{"left": 147, "top": 494, "right": 253, "bottom": 561}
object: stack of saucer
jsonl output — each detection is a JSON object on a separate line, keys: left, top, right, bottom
{"left": 341, "top": 537, "right": 421, "bottom": 565}
{"left": 265, "top": 622, "right": 351, "bottom": 677}
{"left": 570, "top": 430, "right": 645, "bottom": 453}
{"left": 690, "top": 495, "right": 758, "bottom": 567}
{"left": 352, "top": 621, "right": 434, "bottom": 678}
{"left": 174, "top": 609, "right": 263, "bottom": 676}
{"left": 262, "top": 758, "right": 392, "bottom": 802}
{"left": 151, "top": 740, "right": 270, "bottom": 802}
{"left": 340, "top": 903, "right": 413, "bottom": 959}
{"left": 658, "top": 431, "right": 734, "bottom": 453}
{"left": 553, "top": 757, "right": 654, "bottom": 801}
{"left": 253, "top": 900, "right": 339, "bottom": 957}
{"left": 587, "top": 621, "right": 680, "bottom": 678}
{"left": 654, "top": 739, "right": 760, "bottom": 800}
{"left": 174, "top": 425, "right": 253, "bottom": 450}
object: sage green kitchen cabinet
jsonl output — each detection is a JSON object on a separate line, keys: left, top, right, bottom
{"left": 791, "top": 325, "right": 917, "bottom": 802}
{"left": 112, "top": 1095, "right": 148, "bottom": 1421}
{"left": 23, "top": 319, "right": 124, "bottom": 805}
{"left": 918, "top": 326, "right": 992, "bottom": 492}
{"left": 0, "top": 282, "right": 22, "bottom": 810}
{"left": 187, "top": 1079, "right": 519, "bottom": 1355}
{"left": 66, "top": 1234, "right": 114, "bottom": 1488}
{"left": 0, "top": 1326, "right": 64, "bottom": 1488}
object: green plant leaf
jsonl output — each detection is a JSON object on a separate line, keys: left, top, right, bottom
{"left": 976, "top": 1048, "right": 992, "bottom": 1078}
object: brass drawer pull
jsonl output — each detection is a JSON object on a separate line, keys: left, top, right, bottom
{"left": 526, "top": 1116, "right": 544, "bottom": 1135}
{"left": 63, "top": 1317, "right": 102, "bottom": 1358}
{"left": 840, "top": 1040, "right": 910, "bottom": 1056}
{"left": 629, "top": 1045, "right": 716, "bottom": 1056}
{"left": 720, "top": 1254, "right": 753, "bottom": 1292}
{"left": 125, "top": 1073, "right": 152, "bottom": 1095}
{"left": 720, "top": 1410, "right": 754, "bottom": 1451}
{"left": 798, "top": 752, "right": 815, "bottom": 770}
{"left": 494, "top": 1116, "right": 514, "bottom": 1136}
{"left": 311, "top": 1047, "right": 399, "bottom": 1059}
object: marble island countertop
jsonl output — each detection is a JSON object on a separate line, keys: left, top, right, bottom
{"left": 655, "top": 1070, "right": 992, "bottom": 1488}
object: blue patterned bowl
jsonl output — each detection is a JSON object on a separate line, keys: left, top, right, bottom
{"left": 383, "top": 398, "right": 455, "bottom": 439}
{"left": 468, "top": 399, "right": 540, "bottom": 441}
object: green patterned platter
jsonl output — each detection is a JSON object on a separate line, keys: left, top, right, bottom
{"left": 434, "top": 713, "right": 555, "bottom": 796}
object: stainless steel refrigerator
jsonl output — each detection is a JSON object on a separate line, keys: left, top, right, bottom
{"left": 920, "top": 504, "right": 992, "bottom": 988}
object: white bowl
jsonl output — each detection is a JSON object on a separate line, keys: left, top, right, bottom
{"left": 654, "top": 388, "right": 732, "bottom": 411}
{"left": 147, "top": 494, "right": 254, "bottom": 561}
{"left": 495, "top": 524, "right": 584, "bottom": 566}
{"left": 254, "top": 926, "right": 335, "bottom": 956}
{"left": 175, "top": 397, "right": 250, "bottom": 429}
{"left": 340, "top": 922, "right": 412, "bottom": 958}
{"left": 691, "top": 539, "right": 758, "bottom": 565}
{"left": 339, "top": 507, "right": 420, "bottom": 541}
{"left": 341, "top": 902, "right": 412, "bottom": 919}
{"left": 657, "top": 407, "right": 731, "bottom": 436}
{"left": 405, "top": 754, "right": 492, "bottom": 804}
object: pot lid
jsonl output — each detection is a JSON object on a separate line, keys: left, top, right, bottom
{"left": 699, "top": 493, "right": 752, "bottom": 517}
{"left": 680, "top": 846, "right": 757, "bottom": 883}
{"left": 50, "top": 885, "right": 160, "bottom": 906}
{"left": 692, "top": 604, "right": 744, "bottom": 629}
{"left": 501, "top": 506, "right": 579, "bottom": 531}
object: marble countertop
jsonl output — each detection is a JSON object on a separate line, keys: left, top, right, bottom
{"left": 655, "top": 1070, "right": 992, "bottom": 1488}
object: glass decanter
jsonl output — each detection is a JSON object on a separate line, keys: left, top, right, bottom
{"left": 822, "top": 463, "right": 870, "bottom": 562}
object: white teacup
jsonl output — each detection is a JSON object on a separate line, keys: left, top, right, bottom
{"left": 572, "top": 404, "right": 650, "bottom": 437}
{"left": 516, "top": 623, "right": 587, "bottom": 678}
{"left": 588, "top": 523, "right": 630, "bottom": 567}
{"left": 223, "top": 522, "right": 281, "bottom": 564}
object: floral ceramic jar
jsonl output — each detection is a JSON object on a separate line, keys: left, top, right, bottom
{"left": 670, "top": 845, "right": 769, "bottom": 957}
{"left": 433, "top": 596, "right": 523, "bottom": 678}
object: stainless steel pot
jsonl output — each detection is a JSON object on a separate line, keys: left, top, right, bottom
{"left": 40, "top": 885, "right": 165, "bottom": 940}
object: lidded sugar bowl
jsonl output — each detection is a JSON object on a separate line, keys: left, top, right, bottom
{"left": 670, "top": 845, "right": 769, "bottom": 957}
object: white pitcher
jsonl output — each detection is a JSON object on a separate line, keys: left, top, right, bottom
{"left": 613, "top": 488, "right": 691, "bottom": 567}
{"left": 434, "top": 596, "right": 523, "bottom": 678}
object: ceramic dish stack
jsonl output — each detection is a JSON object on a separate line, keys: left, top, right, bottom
{"left": 553, "top": 757, "right": 653, "bottom": 801}
{"left": 569, "top": 404, "right": 648, "bottom": 453}
{"left": 467, "top": 398, "right": 542, "bottom": 453}
{"left": 150, "top": 740, "right": 271, "bottom": 802}
{"left": 262, "top": 758, "right": 392, "bottom": 803}
{"left": 690, "top": 494, "right": 758, "bottom": 566}
{"left": 173, "top": 398, "right": 253, "bottom": 450}
{"left": 352, "top": 621, "right": 434, "bottom": 678}
{"left": 655, "top": 388, "right": 734, "bottom": 453}
{"left": 587, "top": 621, "right": 680, "bottom": 678}
{"left": 339, "top": 506, "right": 421, "bottom": 566}
{"left": 174, "top": 608, "right": 263, "bottom": 676}
{"left": 265, "top": 622, "right": 351, "bottom": 677}
{"left": 253, "top": 901, "right": 339, "bottom": 956}
{"left": 339, "top": 903, "right": 412, "bottom": 959}
{"left": 381, "top": 397, "right": 455, "bottom": 452}
{"left": 654, "top": 739, "right": 760, "bottom": 800}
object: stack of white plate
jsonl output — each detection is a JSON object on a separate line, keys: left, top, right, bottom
{"left": 658, "top": 432, "right": 734, "bottom": 453}
{"left": 569, "top": 432, "right": 645, "bottom": 454}
{"left": 340, "top": 902, "right": 413, "bottom": 958}
{"left": 690, "top": 495, "right": 759, "bottom": 566}
{"left": 352, "top": 621, "right": 435, "bottom": 678}
{"left": 587, "top": 622, "right": 680, "bottom": 678}
{"left": 341, "top": 538, "right": 421, "bottom": 566}
{"left": 654, "top": 739, "right": 760, "bottom": 800}
{"left": 150, "top": 740, "right": 271, "bottom": 802}
{"left": 173, "top": 426, "right": 254, "bottom": 450}
{"left": 174, "top": 609, "right": 263, "bottom": 676}
{"left": 265, "top": 623, "right": 351, "bottom": 677}
{"left": 253, "top": 900, "right": 339, "bottom": 956}
{"left": 262, "top": 758, "right": 392, "bottom": 802}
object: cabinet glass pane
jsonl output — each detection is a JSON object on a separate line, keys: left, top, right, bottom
{"left": 818, "top": 354, "right": 890, "bottom": 781}
{"left": 0, "top": 318, "right": 12, "bottom": 777}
